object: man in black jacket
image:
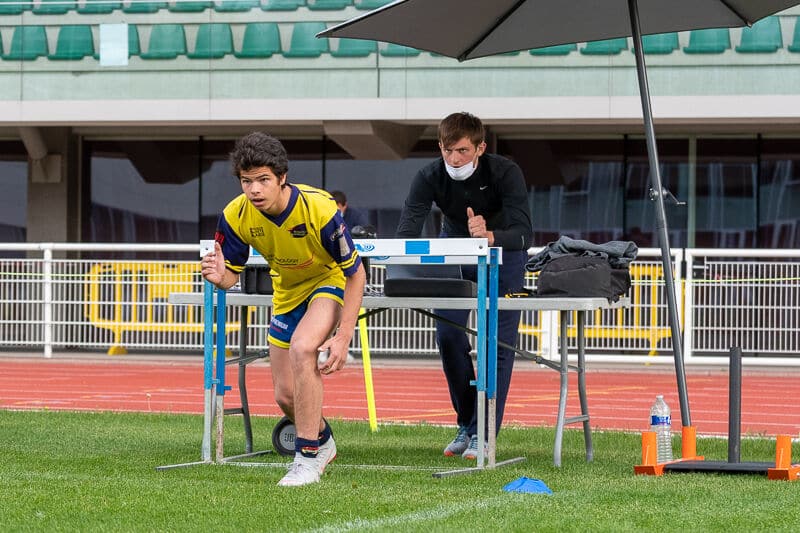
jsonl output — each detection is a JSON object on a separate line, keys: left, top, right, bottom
{"left": 396, "top": 112, "right": 532, "bottom": 459}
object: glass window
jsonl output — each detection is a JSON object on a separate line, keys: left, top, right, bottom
{"left": 695, "top": 138, "right": 757, "bottom": 248}
{"left": 626, "top": 138, "right": 689, "bottom": 248}
{"left": 499, "top": 139, "right": 624, "bottom": 246}
{"left": 759, "top": 139, "right": 800, "bottom": 248}
{"left": 84, "top": 140, "right": 200, "bottom": 257}
{"left": 0, "top": 141, "right": 28, "bottom": 245}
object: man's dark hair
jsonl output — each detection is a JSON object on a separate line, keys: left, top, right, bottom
{"left": 438, "top": 112, "right": 485, "bottom": 148}
{"left": 330, "top": 190, "right": 347, "bottom": 206}
{"left": 230, "top": 132, "right": 289, "bottom": 178}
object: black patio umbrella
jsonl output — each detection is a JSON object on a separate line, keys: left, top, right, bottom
{"left": 319, "top": 0, "right": 800, "bottom": 431}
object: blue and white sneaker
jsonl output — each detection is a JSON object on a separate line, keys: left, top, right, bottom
{"left": 461, "top": 435, "right": 489, "bottom": 460}
{"left": 443, "top": 426, "right": 470, "bottom": 457}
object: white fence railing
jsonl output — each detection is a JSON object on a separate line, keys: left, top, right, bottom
{"left": 1, "top": 243, "right": 798, "bottom": 366}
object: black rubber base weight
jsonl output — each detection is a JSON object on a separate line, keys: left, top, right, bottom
{"left": 665, "top": 460, "right": 773, "bottom": 475}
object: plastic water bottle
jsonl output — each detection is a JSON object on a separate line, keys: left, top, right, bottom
{"left": 649, "top": 395, "right": 673, "bottom": 463}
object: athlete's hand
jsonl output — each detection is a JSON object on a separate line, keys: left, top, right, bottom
{"left": 200, "top": 242, "right": 226, "bottom": 286}
{"left": 466, "top": 207, "right": 494, "bottom": 245}
{"left": 317, "top": 336, "right": 349, "bottom": 375}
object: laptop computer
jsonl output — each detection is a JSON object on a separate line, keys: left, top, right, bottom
{"left": 383, "top": 263, "right": 477, "bottom": 298}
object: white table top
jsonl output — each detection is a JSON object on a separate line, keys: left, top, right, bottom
{"left": 169, "top": 291, "right": 628, "bottom": 312}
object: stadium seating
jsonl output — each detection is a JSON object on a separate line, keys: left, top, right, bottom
{"left": 0, "top": 0, "right": 29, "bottom": 14}
{"left": 683, "top": 28, "right": 730, "bottom": 54}
{"left": 122, "top": 0, "right": 166, "bottom": 13}
{"left": 736, "top": 16, "right": 783, "bottom": 53}
{"left": 127, "top": 24, "right": 141, "bottom": 56}
{"left": 788, "top": 17, "right": 800, "bottom": 52}
{"left": 355, "top": 0, "right": 390, "bottom": 9}
{"left": 331, "top": 37, "right": 376, "bottom": 57}
{"left": 234, "top": 22, "right": 282, "bottom": 58}
{"left": 283, "top": 21, "right": 328, "bottom": 57}
{"left": 168, "top": 0, "right": 212, "bottom": 12}
{"left": 214, "top": 0, "right": 258, "bottom": 12}
{"left": 380, "top": 43, "right": 420, "bottom": 57}
{"left": 77, "top": 0, "right": 122, "bottom": 13}
{"left": 33, "top": 0, "right": 76, "bottom": 14}
{"left": 49, "top": 24, "right": 95, "bottom": 60}
{"left": 140, "top": 24, "right": 187, "bottom": 59}
{"left": 530, "top": 43, "right": 577, "bottom": 56}
{"left": 306, "top": 0, "right": 350, "bottom": 9}
{"left": 3, "top": 25, "right": 48, "bottom": 60}
{"left": 262, "top": 0, "right": 304, "bottom": 10}
{"left": 188, "top": 23, "right": 233, "bottom": 58}
{"left": 581, "top": 37, "right": 628, "bottom": 55}
{"left": 637, "top": 32, "right": 679, "bottom": 54}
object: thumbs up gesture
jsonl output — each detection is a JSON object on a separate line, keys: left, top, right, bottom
{"left": 467, "top": 207, "right": 494, "bottom": 245}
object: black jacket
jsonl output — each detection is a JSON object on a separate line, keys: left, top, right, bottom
{"left": 395, "top": 153, "right": 532, "bottom": 251}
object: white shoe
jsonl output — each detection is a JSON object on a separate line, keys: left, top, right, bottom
{"left": 315, "top": 435, "right": 337, "bottom": 474}
{"left": 277, "top": 457, "right": 320, "bottom": 487}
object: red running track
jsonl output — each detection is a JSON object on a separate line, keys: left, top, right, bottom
{"left": 1, "top": 356, "right": 799, "bottom": 438}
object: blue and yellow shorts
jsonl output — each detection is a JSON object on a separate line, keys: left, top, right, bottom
{"left": 268, "top": 285, "right": 344, "bottom": 349}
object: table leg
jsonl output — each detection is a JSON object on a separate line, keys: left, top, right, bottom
{"left": 577, "top": 310, "right": 593, "bottom": 462}
{"left": 554, "top": 310, "right": 568, "bottom": 467}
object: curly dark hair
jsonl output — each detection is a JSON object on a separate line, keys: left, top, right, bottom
{"left": 230, "top": 132, "right": 289, "bottom": 178}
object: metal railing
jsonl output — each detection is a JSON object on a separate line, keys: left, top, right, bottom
{"left": 1, "top": 242, "right": 798, "bottom": 366}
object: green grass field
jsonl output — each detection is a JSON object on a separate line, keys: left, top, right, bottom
{"left": 1, "top": 409, "right": 799, "bottom": 532}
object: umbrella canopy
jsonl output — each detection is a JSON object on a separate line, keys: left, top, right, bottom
{"left": 319, "top": 0, "right": 797, "bottom": 61}
{"left": 319, "top": 0, "right": 800, "bottom": 432}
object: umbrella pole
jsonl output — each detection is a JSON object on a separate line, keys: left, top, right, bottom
{"left": 627, "top": 0, "right": 691, "bottom": 427}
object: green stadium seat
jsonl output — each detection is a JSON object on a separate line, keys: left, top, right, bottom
{"left": 140, "top": 24, "right": 186, "bottom": 59}
{"left": 788, "top": 17, "right": 800, "bottom": 52}
{"left": 581, "top": 37, "right": 628, "bottom": 55}
{"left": 331, "top": 37, "right": 376, "bottom": 57}
{"left": 355, "top": 0, "right": 390, "bottom": 9}
{"left": 168, "top": 0, "right": 211, "bottom": 11}
{"left": 530, "top": 43, "right": 577, "bottom": 56}
{"left": 127, "top": 24, "right": 141, "bottom": 56}
{"left": 0, "top": 0, "right": 30, "bottom": 14}
{"left": 306, "top": 0, "right": 349, "bottom": 9}
{"left": 49, "top": 24, "right": 95, "bottom": 60}
{"left": 214, "top": 0, "right": 257, "bottom": 12}
{"left": 188, "top": 23, "right": 233, "bottom": 59}
{"left": 262, "top": 0, "right": 303, "bottom": 10}
{"left": 283, "top": 22, "right": 328, "bottom": 58}
{"left": 234, "top": 22, "right": 281, "bottom": 58}
{"left": 77, "top": 0, "right": 121, "bottom": 13}
{"left": 122, "top": 0, "right": 166, "bottom": 13}
{"left": 636, "top": 32, "right": 679, "bottom": 54}
{"left": 33, "top": 0, "right": 76, "bottom": 14}
{"left": 683, "top": 28, "right": 730, "bottom": 54}
{"left": 736, "top": 16, "right": 783, "bottom": 53}
{"left": 380, "top": 43, "right": 420, "bottom": 57}
{"left": 3, "top": 25, "right": 48, "bottom": 60}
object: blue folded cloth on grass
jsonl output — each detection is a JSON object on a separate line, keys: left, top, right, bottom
{"left": 502, "top": 476, "right": 552, "bottom": 495}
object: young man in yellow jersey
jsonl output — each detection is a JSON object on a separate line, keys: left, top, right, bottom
{"left": 201, "top": 132, "right": 366, "bottom": 487}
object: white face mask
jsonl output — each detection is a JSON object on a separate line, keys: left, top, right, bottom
{"left": 444, "top": 160, "right": 477, "bottom": 181}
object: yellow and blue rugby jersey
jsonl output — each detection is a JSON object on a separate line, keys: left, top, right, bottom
{"left": 215, "top": 184, "right": 362, "bottom": 314}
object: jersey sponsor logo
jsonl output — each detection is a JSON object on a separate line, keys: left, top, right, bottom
{"left": 214, "top": 231, "right": 225, "bottom": 245}
{"left": 355, "top": 243, "right": 375, "bottom": 253}
{"left": 289, "top": 224, "right": 308, "bottom": 238}
{"left": 249, "top": 227, "right": 265, "bottom": 237}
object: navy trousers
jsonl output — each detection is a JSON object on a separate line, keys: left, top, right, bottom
{"left": 434, "top": 249, "right": 527, "bottom": 437}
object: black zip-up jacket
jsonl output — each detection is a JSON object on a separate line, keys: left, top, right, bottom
{"left": 396, "top": 153, "right": 532, "bottom": 251}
